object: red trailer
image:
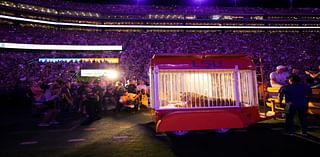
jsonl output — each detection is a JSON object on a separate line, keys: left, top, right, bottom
{"left": 149, "top": 54, "right": 260, "bottom": 135}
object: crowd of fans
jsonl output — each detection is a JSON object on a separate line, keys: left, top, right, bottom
{"left": 0, "top": 25, "right": 130, "bottom": 45}
{"left": 2, "top": 25, "right": 320, "bottom": 84}
{"left": 27, "top": 70, "right": 150, "bottom": 126}
{"left": 0, "top": 50, "right": 118, "bottom": 90}
{"left": 0, "top": 48, "right": 149, "bottom": 126}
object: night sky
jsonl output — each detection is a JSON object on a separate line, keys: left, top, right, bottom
{"left": 68, "top": 0, "right": 320, "bottom": 8}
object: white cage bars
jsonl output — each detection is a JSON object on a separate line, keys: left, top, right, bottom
{"left": 149, "top": 66, "right": 258, "bottom": 110}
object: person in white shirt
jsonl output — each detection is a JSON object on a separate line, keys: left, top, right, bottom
{"left": 136, "top": 80, "right": 148, "bottom": 94}
{"left": 270, "top": 65, "right": 289, "bottom": 88}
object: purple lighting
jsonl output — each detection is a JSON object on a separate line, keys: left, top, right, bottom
{"left": 135, "top": 0, "right": 144, "bottom": 5}
{"left": 192, "top": 0, "right": 206, "bottom": 6}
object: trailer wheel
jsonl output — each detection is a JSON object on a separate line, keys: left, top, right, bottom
{"left": 214, "top": 128, "right": 230, "bottom": 133}
{"left": 171, "top": 130, "right": 189, "bottom": 136}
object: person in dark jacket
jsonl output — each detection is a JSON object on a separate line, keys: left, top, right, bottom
{"left": 126, "top": 79, "right": 137, "bottom": 94}
{"left": 279, "top": 75, "right": 312, "bottom": 135}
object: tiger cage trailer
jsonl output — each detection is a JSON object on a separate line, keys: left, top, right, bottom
{"left": 149, "top": 54, "right": 260, "bottom": 135}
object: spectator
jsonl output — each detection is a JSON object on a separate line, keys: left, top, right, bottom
{"left": 270, "top": 65, "right": 289, "bottom": 87}
{"left": 136, "top": 80, "right": 148, "bottom": 94}
{"left": 81, "top": 82, "right": 101, "bottom": 125}
{"left": 279, "top": 75, "right": 312, "bottom": 135}
{"left": 38, "top": 83, "right": 61, "bottom": 127}
{"left": 126, "top": 79, "right": 137, "bottom": 94}
{"left": 290, "top": 67, "right": 307, "bottom": 84}
{"left": 30, "top": 81, "right": 44, "bottom": 102}
{"left": 114, "top": 81, "right": 126, "bottom": 112}
{"left": 60, "top": 81, "right": 73, "bottom": 112}
{"left": 119, "top": 90, "right": 139, "bottom": 111}
{"left": 305, "top": 65, "right": 320, "bottom": 87}
{"left": 305, "top": 65, "right": 320, "bottom": 79}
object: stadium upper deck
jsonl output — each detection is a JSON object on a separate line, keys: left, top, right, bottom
{"left": 2, "top": 0, "right": 320, "bottom": 22}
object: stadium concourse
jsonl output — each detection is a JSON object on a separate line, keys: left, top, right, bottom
{"left": 0, "top": 0, "right": 320, "bottom": 156}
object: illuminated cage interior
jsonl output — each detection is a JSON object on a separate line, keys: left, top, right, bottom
{"left": 151, "top": 69, "right": 258, "bottom": 109}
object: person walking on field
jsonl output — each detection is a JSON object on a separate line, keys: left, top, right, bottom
{"left": 279, "top": 75, "right": 312, "bottom": 135}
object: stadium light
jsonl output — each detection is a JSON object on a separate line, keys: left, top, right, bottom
{"left": 80, "top": 69, "right": 119, "bottom": 80}
{"left": 0, "top": 42, "right": 122, "bottom": 51}
{"left": 136, "top": 0, "right": 141, "bottom": 5}
{"left": 193, "top": 0, "right": 205, "bottom": 6}
{"left": 106, "top": 69, "right": 119, "bottom": 80}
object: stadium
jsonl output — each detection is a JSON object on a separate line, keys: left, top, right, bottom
{"left": 0, "top": 0, "right": 320, "bottom": 156}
